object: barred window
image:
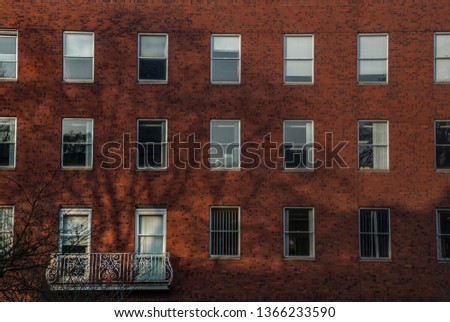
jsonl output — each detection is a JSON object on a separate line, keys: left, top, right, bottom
{"left": 210, "top": 207, "right": 240, "bottom": 257}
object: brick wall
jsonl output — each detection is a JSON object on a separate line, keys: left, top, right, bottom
{"left": 1, "top": 0, "right": 450, "bottom": 300}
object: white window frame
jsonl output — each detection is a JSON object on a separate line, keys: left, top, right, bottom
{"left": 0, "top": 117, "right": 17, "bottom": 170}
{"left": 358, "top": 208, "right": 391, "bottom": 260}
{"left": 0, "top": 206, "right": 14, "bottom": 256}
{"left": 58, "top": 207, "right": 92, "bottom": 254}
{"left": 283, "top": 120, "right": 314, "bottom": 171}
{"left": 210, "top": 119, "right": 241, "bottom": 170}
{"left": 210, "top": 34, "right": 241, "bottom": 85}
{"left": 283, "top": 34, "right": 314, "bottom": 84}
{"left": 357, "top": 120, "right": 389, "bottom": 171}
{"left": 61, "top": 118, "right": 94, "bottom": 170}
{"left": 437, "top": 209, "right": 450, "bottom": 261}
{"left": 137, "top": 33, "right": 168, "bottom": 84}
{"left": 63, "top": 31, "right": 94, "bottom": 83}
{"left": 136, "top": 119, "right": 168, "bottom": 170}
{"left": 357, "top": 33, "right": 388, "bottom": 84}
{"left": 434, "top": 33, "right": 450, "bottom": 83}
{"left": 209, "top": 206, "right": 240, "bottom": 258}
{"left": 0, "top": 30, "right": 18, "bottom": 81}
{"left": 135, "top": 208, "right": 167, "bottom": 255}
{"left": 283, "top": 207, "right": 315, "bottom": 259}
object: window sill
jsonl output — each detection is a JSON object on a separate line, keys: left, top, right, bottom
{"left": 209, "top": 256, "right": 241, "bottom": 260}
{"left": 357, "top": 82, "right": 388, "bottom": 85}
{"left": 0, "top": 78, "right": 18, "bottom": 82}
{"left": 63, "top": 80, "right": 94, "bottom": 84}
{"left": 136, "top": 167, "right": 168, "bottom": 172}
{"left": 211, "top": 82, "right": 241, "bottom": 85}
{"left": 283, "top": 82, "right": 314, "bottom": 86}
{"left": 283, "top": 256, "right": 315, "bottom": 261}
{"left": 210, "top": 167, "right": 241, "bottom": 172}
{"left": 434, "top": 81, "right": 450, "bottom": 85}
{"left": 435, "top": 169, "right": 450, "bottom": 173}
{"left": 359, "top": 258, "right": 391, "bottom": 262}
{"left": 0, "top": 166, "right": 16, "bottom": 170}
{"left": 283, "top": 168, "right": 315, "bottom": 172}
{"left": 437, "top": 259, "right": 450, "bottom": 263}
{"left": 358, "top": 169, "right": 389, "bottom": 173}
{"left": 61, "top": 167, "right": 93, "bottom": 171}
{"left": 138, "top": 80, "right": 168, "bottom": 85}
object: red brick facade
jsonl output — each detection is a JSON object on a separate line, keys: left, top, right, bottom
{"left": 1, "top": 0, "right": 450, "bottom": 301}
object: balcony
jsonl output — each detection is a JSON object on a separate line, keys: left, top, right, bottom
{"left": 46, "top": 253, "right": 173, "bottom": 291}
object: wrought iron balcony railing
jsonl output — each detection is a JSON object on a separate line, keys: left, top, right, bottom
{"left": 46, "top": 252, "right": 173, "bottom": 290}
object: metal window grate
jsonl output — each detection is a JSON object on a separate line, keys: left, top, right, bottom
{"left": 210, "top": 207, "right": 239, "bottom": 256}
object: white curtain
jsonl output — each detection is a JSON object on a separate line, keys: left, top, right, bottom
{"left": 139, "top": 215, "right": 163, "bottom": 254}
{"left": 373, "top": 122, "right": 388, "bottom": 169}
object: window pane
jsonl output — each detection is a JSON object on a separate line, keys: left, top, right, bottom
{"left": 0, "top": 207, "right": 13, "bottom": 231}
{"left": 63, "top": 120, "right": 92, "bottom": 143}
{"left": 439, "top": 210, "right": 450, "bottom": 234}
{"left": 0, "top": 143, "right": 14, "bottom": 167}
{"left": 284, "top": 146, "right": 310, "bottom": 169}
{"left": 436, "top": 34, "right": 450, "bottom": 58}
{"left": 139, "top": 215, "right": 163, "bottom": 235}
{"left": 359, "top": 145, "right": 373, "bottom": 169}
{"left": 0, "top": 62, "right": 16, "bottom": 78}
{"left": 436, "top": 146, "right": 450, "bottom": 169}
{"left": 64, "top": 34, "right": 93, "bottom": 57}
{"left": 138, "top": 120, "right": 164, "bottom": 143}
{"left": 287, "top": 209, "right": 310, "bottom": 232}
{"left": 0, "top": 120, "right": 14, "bottom": 142}
{"left": 0, "top": 37, "right": 16, "bottom": 56}
{"left": 139, "top": 35, "right": 166, "bottom": 57}
{"left": 284, "top": 121, "right": 308, "bottom": 145}
{"left": 139, "top": 236, "right": 163, "bottom": 254}
{"left": 63, "top": 143, "right": 92, "bottom": 167}
{"left": 212, "top": 36, "right": 239, "bottom": 58}
{"left": 64, "top": 58, "right": 93, "bottom": 80}
{"left": 436, "top": 122, "right": 450, "bottom": 144}
{"left": 139, "top": 59, "right": 166, "bottom": 80}
{"left": 212, "top": 60, "right": 239, "bottom": 82}
{"left": 284, "top": 60, "right": 312, "bottom": 82}
{"left": 359, "top": 35, "right": 387, "bottom": 59}
{"left": 210, "top": 143, "right": 239, "bottom": 168}
{"left": 439, "top": 236, "right": 450, "bottom": 259}
{"left": 285, "top": 36, "right": 312, "bottom": 59}
{"left": 211, "top": 121, "right": 238, "bottom": 144}
{"left": 435, "top": 59, "right": 450, "bottom": 82}
{"left": 287, "top": 233, "right": 310, "bottom": 256}
{"left": 358, "top": 122, "right": 373, "bottom": 143}
{"left": 359, "top": 60, "right": 387, "bottom": 82}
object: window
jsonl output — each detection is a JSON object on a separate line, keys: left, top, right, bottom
{"left": 137, "top": 120, "right": 167, "bottom": 169}
{"left": 283, "top": 120, "right": 314, "bottom": 169}
{"left": 0, "top": 206, "right": 13, "bottom": 257}
{"left": 0, "top": 118, "right": 16, "bottom": 169}
{"left": 358, "top": 34, "right": 388, "bottom": 83}
{"left": 0, "top": 30, "right": 17, "bottom": 80}
{"left": 284, "top": 35, "right": 313, "bottom": 83}
{"left": 211, "top": 35, "right": 240, "bottom": 84}
{"left": 138, "top": 34, "right": 168, "bottom": 82}
{"left": 59, "top": 208, "right": 91, "bottom": 254}
{"left": 63, "top": 32, "right": 94, "bottom": 82}
{"left": 435, "top": 121, "right": 450, "bottom": 169}
{"left": 62, "top": 119, "right": 93, "bottom": 169}
{"left": 359, "top": 208, "right": 390, "bottom": 259}
{"left": 210, "top": 120, "right": 240, "bottom": 169}
{"left": 358, "top": 121, "right": 388, "bottom": 170}
{"left": 435, "top": 33, "right": 450, "bottom": 82}
{"left": 437, "top": 209, "right": 450, "bottom": 261}
{"left": 135, "top": 208, "right": 167, "bottom": 280}
{"left": 284, "top": 208, "right": 314, "bottom": 258}
{"left": 210, "top": 207, "right": 240, "bottom": 257}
